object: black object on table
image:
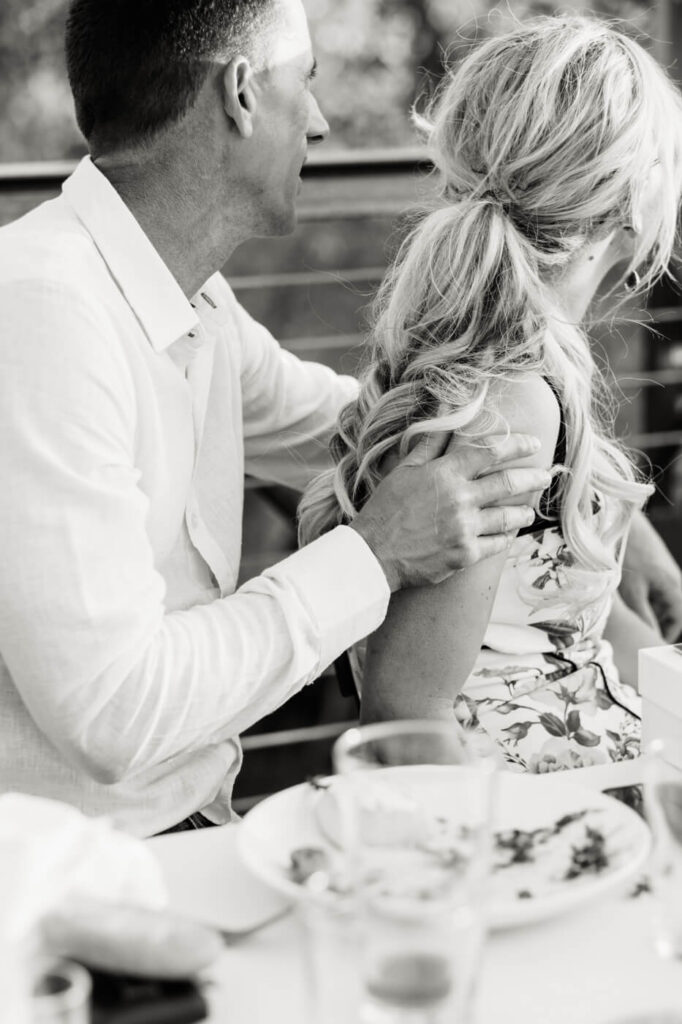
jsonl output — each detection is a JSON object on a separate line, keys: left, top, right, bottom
{"left": 89, "top": 969, "right": 208, "bottom": 1024}
{"left": 602, "top": 784, "right": 644, "bottom": 819}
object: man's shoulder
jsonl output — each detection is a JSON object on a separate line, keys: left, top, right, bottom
{"left": 0, "top": 195, "right": 98, "bottom": 294}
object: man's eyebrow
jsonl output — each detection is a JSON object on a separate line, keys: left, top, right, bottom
{"left": 308, "top": 57, "right": 318, "bottom": 78}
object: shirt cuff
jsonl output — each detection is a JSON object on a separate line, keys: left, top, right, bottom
{"left": 263, "top": 525, "right": 390, "bottom": 671}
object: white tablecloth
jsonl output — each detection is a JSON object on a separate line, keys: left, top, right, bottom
{"left": 149, "top": 758, "right": 682, "bottom": 1024}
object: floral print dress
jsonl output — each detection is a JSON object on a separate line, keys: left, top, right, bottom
{"left": 454, "top": 521, "right": 641, "bottom": 773}
{"left": 349, "top": 385, "right": 641, "bottom": 774}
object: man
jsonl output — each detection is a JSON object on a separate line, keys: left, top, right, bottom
{"left": 0, "top": 0, "right": 677, "bottom": 836}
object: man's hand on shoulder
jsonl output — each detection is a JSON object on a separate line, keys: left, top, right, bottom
{"left": 351, "top": 433, "right": 551, "bottom": 592}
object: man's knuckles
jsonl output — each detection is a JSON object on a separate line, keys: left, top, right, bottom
{"left": 452, "top": 539, "right": 480, "bottom": 568}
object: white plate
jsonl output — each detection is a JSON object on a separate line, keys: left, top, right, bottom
{"left": 237, "top": 770, "right": 651, "bottom": 929}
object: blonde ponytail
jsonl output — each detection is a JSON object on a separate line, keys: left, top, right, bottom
{"left": 299, "top": 15, "right": 682, "bottom": 574}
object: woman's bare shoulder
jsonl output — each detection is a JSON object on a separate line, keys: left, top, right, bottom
{"left": 481, "top": 373, "right": 561, "bottom": 469}
{"left": 380, "top": 373, "right": 561, "bottom": 479}
{"left": 488, "top": 374, "right": 560, "bottom": 434}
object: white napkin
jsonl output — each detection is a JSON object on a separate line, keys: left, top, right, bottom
{"left": 0, "top": 792, "right": 168, "bottom": 1021}
{"left": 0, "top": 792, "right": 167, "bottom": 940}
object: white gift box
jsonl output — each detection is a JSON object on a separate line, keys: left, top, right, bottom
{"left": 640, "top": 644, "right": 682, "bottom": 767}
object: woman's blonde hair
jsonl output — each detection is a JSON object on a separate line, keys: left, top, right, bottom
{"left": 299, "top": 16, "right": 682, "bottom": 574}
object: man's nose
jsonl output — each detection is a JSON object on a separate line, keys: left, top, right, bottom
{"left": 307, "top": 95, "right": 330, "bottom": 146}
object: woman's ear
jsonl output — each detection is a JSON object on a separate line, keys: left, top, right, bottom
{"left": 221, "top": 57, "right": 256, "bottom": 139}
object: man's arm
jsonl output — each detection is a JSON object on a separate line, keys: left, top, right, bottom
{"left": 0, "top": 281, "right": 389, "bottom": 785}
{"left": 0, "top": 281, "right": 547, "bottom": 787}
{"left": 620, "top": 509, "right": 682, "bottom": 642}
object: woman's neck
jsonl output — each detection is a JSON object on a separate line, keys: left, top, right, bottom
{"left": 550, "top": 234, "right": 624, "bottom": 323}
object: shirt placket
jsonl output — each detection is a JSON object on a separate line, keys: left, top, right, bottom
{"left": 183, "top": 289, "right": 234, "bottom": 590}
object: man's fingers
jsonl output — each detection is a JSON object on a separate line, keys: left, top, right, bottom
{"left": 402, "top": 431, "right": 541, "bottom": 473}
{"left": 473, "top": 466, "right": 552, "bottom": 506}
{"left": 448, "top": 433, "right": 541, "bottom": 477}
{"left": 402, "top": 431, "right": 452, "bottom": 466}
{"left": 478, "top": 505, "right": 535, "bottom": 536}
{"left": 473, "top": 534, "right": 514, "bottom": 560}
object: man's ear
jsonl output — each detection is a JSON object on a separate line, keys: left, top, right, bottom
{"left": 221, "top": 57, "right": 256, "bottom": 139}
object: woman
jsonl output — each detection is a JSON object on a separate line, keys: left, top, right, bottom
{"left": 299, "top": 16, "right": 682, "bottom": 771}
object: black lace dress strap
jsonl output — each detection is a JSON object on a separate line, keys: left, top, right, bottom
{"left": 516, "top": 377, "right": 566, "bottom": 537}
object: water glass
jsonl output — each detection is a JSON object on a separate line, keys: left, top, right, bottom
{"left": 644, "top": 738, "right": 682, "bottom": 959}
{"left": 332, "top": 720, "right": 496, "bottom": 1023}
{"left": 0, "top": 936, "right": 33, "bottom": 1024}
{"left": 298, "top": 887, "right": 363, "bottom": 1024}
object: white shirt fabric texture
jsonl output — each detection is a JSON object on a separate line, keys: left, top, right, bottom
{"left": 0, "top": 157, "right": 389, "bottom": 836}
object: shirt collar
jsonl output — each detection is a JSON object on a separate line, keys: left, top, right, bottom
{"left": 61, "top": 156, "right": 200, "bottom": 352}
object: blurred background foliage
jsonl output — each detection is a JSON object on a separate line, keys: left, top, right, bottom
{"left": 0, "top": 0, "right": 665, "bottom": 160}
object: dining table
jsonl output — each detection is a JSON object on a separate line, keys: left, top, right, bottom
{"left": 148, "top": 756, "right": 682, "bottom": 1024}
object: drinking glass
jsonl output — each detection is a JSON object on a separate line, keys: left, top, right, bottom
{"left": 644, "top": 738, "right": 682, "bottom": 960}
{"left": 31, "top": 958, "right": 91, "bottom": 1023}
{"left": 332, "top": 720, "right": 496, "bottom": 1024}
{"left": 298, "top": 886, "right": 364, "bottom": 1024}
{"left": 0, "top": 936, "right": 33, "bottom": 1024}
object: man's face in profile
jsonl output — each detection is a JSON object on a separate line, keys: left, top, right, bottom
{"left": 247, "top": 0, "right": 329, "bottom": 236}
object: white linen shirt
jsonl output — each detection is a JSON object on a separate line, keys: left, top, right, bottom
{"left": 0, "top": 157, "right": 389, "bottom": 836}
